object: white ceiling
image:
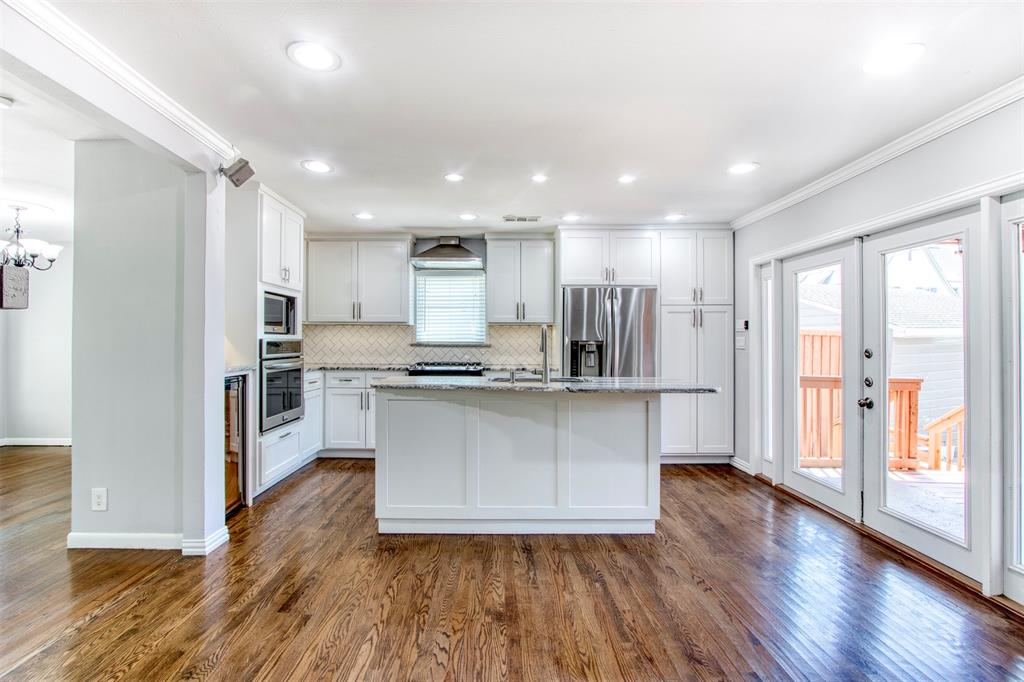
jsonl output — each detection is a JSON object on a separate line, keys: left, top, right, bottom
{"left": 0, "top": 68, "right": 114, "bottom": 242}
{"left": 52, "top": 1, "right": 1024, "bottom": 233}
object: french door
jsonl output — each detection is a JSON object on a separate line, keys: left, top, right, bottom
{"left": 780, "top": 211, "right": 982, "bottom": 580}
{"left": 862, "top": 213, "right": 977, "bottom": 579}
{"left": 782, "top": 243, "right": 862, "bottom": 519}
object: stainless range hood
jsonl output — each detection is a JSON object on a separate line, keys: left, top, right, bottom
{"left": 410, "top": 236, "right": 484, "bottom": 270}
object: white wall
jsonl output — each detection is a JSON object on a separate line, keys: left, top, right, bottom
{"left": 734, "top": 100, "right": 1024, "bottom": 464}
{"left": 71, "top": 140, "right": 186, "bottom": 538}
{"left": 3, "top": 244, "right": 73, "bottom": 443}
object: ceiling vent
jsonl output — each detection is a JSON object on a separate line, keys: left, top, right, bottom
{"left": 502, "top": 214, "right": 542, "bottom": 223}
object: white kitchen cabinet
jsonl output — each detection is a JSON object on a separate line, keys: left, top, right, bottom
{"left": 696, "top": 231, "right": 733, "bottom": 305}
{"left": 305, "top": 239, "right": 409, "bottom": 323}
{"left": 559, "top": 230, "right": 659, "bottom": 286}
{"left": 660, "top": 307, "right": 699, "bottom": 454}
{"left": 307, "top": 241, "right": 357, "bottom": 322}
{"left": 695, "top": 305, "right": 733, "bottom": 453}
{"left": 609, "top": 231, "right": 660, "bottom": 285}
{"left": 259, "top": 427, "right": 301, "bottom": 488}
{"left": 486, "top": 239, "right": 554, "bottom": 323}
{"left": 660, "top": 305, "right": 733, "bottom": 456}
{"left": 660, "top": 232, "right": 699, "bottom": 305}
{"left": 559, "top": 230, "right": 609, "bottom": 285}
{"left": 660, "top": 230, "right": 732, "bottom": 305}
{"left": 325, "top": 388, "right": 366, "bottom": 449}
{"left": 300, "top": 388, "right": 323, "bottom": 460}
{"left": 259, "top": 192, "right": 304, "bottom": 292}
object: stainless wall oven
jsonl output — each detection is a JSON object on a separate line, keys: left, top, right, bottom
{"left": 261, "top": 339, "right": 304, "bottom": 432}
{"left": 263, "top": 292, "right": 296, "bottom": 335}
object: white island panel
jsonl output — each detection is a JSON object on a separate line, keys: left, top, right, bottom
{"left": 569, "top": 400, "right": 650, "bottom": 508}
{"left": 478, "top": 399, "right": 558, "bottom": 508}
{"left": 385, "top": 397, "right": 467, "bottom": 508}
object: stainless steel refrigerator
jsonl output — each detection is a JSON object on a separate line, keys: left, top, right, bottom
{"left": 562, "top": 286, "right": 658, "bottom": 378}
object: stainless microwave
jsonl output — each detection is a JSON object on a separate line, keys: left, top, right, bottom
{"left": 264, "top": 292, "right": 295, "bottom": 335}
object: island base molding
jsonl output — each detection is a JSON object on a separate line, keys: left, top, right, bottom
{"left": 379, "top": 519, "right": 656, "bottom": 534}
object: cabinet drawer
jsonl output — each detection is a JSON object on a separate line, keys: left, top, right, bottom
{"left": 326, "top": 371, "right": 365, "bottom": 387}
{"left": 366, "top": 371, "right": 406, "bottom": 384}
{"left": 304, "top": 372, "right": 323, "bottom": 390}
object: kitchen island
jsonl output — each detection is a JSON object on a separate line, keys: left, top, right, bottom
{"left": 370, "top": 376, "right": 718, "bottom": 534}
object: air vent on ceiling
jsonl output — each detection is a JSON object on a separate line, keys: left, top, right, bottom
{"left": 502, "top": 214, "right": 542, "bottom": 222}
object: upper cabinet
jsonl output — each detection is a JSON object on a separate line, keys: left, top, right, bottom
{"left": 559, "top": 230, "right": 660, "bottom": 286}
{"left": 660, "top": 230, "right": 733, "bottom": 305}
{"left": 306, "top": 239, "right": 410, "bottom": 323}
{"left": 260, "top": 191, "right": 305, "bottom": 292}
{"left": 486, "top": 238, "right": 554, "bottom": 323}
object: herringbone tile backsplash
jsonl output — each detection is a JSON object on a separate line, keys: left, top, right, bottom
{"left": 304, "top": 324, "right": 559, "bottom": 369}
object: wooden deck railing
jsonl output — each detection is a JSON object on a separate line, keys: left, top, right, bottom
{"left": 799, "top": 375, "right": 928, "bottom": 470}
{"left": 921, "top": 405, "right": 966, "bottom": 471}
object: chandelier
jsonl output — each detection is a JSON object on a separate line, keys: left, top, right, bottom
{"left": 1, "top": 206, "right": 63, "bottom": 271}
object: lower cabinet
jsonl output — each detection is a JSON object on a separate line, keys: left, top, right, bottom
{"left": 300, "top": 388, "right": 323, "bottom": 459}
{"left": 325, "top": 388, "right": 366, "bottom": 448}
{"left": 259, "top": 427, "right": 301, "bottom": 488}
{"left": 660, "top": 305, "right": 734, "bottom": 456}
{"left": 323, "top": 371, "right": 402, "bottom": 453}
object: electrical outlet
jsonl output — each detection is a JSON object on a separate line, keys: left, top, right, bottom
{"left": 91, "top": 487, "right": 108, "bottom": 511}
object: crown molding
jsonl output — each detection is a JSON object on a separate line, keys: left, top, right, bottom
{"left": 731, "top": 76, "right": 1024, "bottom": 230}
{"left": 4, "top": 0, "right": 238, "bottom": 162}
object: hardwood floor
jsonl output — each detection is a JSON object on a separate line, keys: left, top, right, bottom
{"left": 3, "top": 446, "right": 1024, "bottom": 680}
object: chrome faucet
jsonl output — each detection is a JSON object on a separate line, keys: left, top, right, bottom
{"left": 540, "top": 325, "right": 550, "bottom": 384}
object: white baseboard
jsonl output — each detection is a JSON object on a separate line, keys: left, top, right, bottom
{"left": 67, "top": 531, "right": 181, "bottom": 550}
{"left": 318, "top": 449, "right": 375, "bottom": 459}
{"left": 0, "top": 437, "right": 72, "bottom": 447}
{"left": 379, "top": 519, "right": 656, "bottom": 534}
{"left": 660, "top": 454, "right": 732, "bottom": 464}
{"left": 730, "top": 457, "right": 755, "bottom": 475}
{"left": 181, "top": 525, "right": 229, "bottom": 556}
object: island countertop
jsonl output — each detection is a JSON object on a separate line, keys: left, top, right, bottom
{"left": 370, "top": 376, "right": 719, "bottom": 394}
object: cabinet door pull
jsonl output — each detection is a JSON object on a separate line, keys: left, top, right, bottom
{"left": 358, "top": 302, "right": 362, "bottom": 320}
{"left": 699, "top": 309, "right": 703, "bottom": 327}
{"left": 522, "top": 302, "right": 526, "bottom": 319}
{"left": 352, "top": 302, "right": 356, "bottom": 319}
{"left": 611, "top": 267, "right": 616, "bottom": 282}
{"left": 699, "top": 287, "right": 704, "bottom": 303}
{"left": 604, "top": 266, "right": 609, "bottom": 283}
{"left": 692, "top": 309, "right": 696, "bottom": 327}
{"left": 692, "top": 287, "right": 697, "bottom": 303}
{"left": 516, "top": 302, "right": 520, "bottom": 320}
{"left": 359, "top": 392, "right": 363, "bottom": 411}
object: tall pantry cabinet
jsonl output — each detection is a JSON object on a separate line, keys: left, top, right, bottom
{"left": 659, "top": 230, "right": 734, "bottom": 459}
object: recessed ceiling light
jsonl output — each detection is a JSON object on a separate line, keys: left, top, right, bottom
{"left": 728, "top": 162, "right": 760, "bottom": 175}
{"left": 300, "top": 159, "right": 332, "bottom": 174}
{"left": 618, "top": 174, "right": 637, "bottom": 184}
{"left": 0, "top": 96, "right": 14, "bottom": 110}
{"left": 665, "top": 213, "right": 686, "bottom": 222}
{"left": 561, "top": 213, "right": 583, "bottom": 222}
{"left": 286, "top": 42, "right": 341, "bottom": 71}
{"left": 353, "top": 212, "right": 373, "bottom": 220}
{"left": 444, "top": 173, "right": 464, "bottom": 183}
{"left": 459, "top": 213, "right": 477, "bottom": 221}
{"left": 863, "top": 42, "right": 926, "bottom": 75}
{"left": 531, "top": 173, "right": 548, "bottom": 184}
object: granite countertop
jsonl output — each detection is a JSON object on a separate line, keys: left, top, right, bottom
{"left": 370, "top": 376, "right": 719, "bottom": 394}
{"left": 225, "top": 365, "right": 257, "bottom": 374}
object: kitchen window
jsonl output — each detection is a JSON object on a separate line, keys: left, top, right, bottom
{"left": 414, "top": 270, "right": 487, "bottom": 345}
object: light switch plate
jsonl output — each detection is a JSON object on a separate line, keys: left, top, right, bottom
{"left": 91, "top": 487, "right": 108, "bottom": 511}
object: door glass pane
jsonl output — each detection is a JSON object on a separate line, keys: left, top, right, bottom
{"left": 883, "top": 238, "right": 966, "bottom": 541}
{"left": 796, "top": 263, "right": 844, "bottom": 489}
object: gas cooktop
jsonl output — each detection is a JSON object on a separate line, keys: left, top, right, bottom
{"left": 407, "top": 361, "right": 484, "bottom": 376}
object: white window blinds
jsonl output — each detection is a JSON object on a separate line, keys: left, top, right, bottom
{"left": 414, "top": 270, "right": 487, "bottom": 344}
